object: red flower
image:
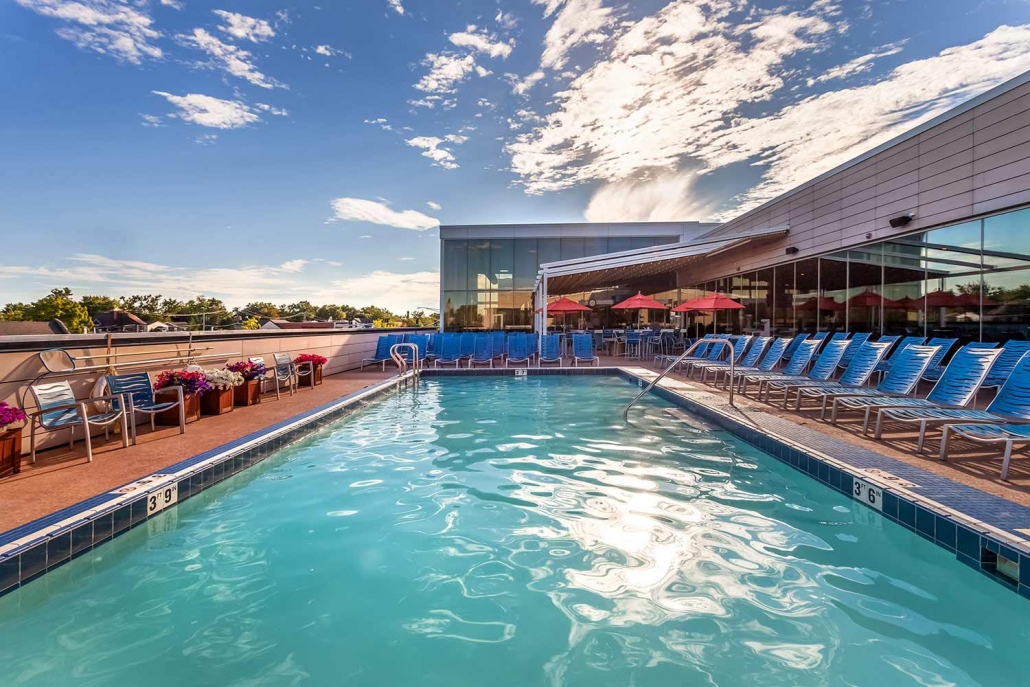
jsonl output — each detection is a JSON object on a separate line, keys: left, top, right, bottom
{"left": 295, "top": 353, "right": 327, "bottom": 366}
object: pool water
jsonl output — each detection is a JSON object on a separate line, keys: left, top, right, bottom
{"left": 0, "top": 376, "right": 1027, "bottom": 686}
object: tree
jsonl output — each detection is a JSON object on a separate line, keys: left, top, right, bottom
{"left": 315, "top": 304, "right": 350, "bottom": 321}
{"left": 119, "top": 294, "right": 164, "bottom": 321}
{"left": 81, "top": 295, "right": 121, "bottom": 319}
{"left": 358, "top": 305, "right": 394, "bottom": 322}
{"left": 25, "top": 288, "right": 92, "bottom": 332}
{"left": 0, "top": 302, "right": 28, "bottom": 321}
{"left": 241, "top": 317, "right": 261, "bottom": 330}
{"left": 280, "top": 300, "right": 317, "bottom": 321}
{"left": 242, "top": 302, "right": 280, "bottom": 318}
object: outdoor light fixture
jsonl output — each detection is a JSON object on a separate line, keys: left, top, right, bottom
{"left": 888, "top": 212, "right": 915, "bottom": 228}
{"left": 785, "top": 246, "right": 799, "bottom": 255}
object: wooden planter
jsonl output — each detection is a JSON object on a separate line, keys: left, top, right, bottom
{"left": 200, "top": 387, "right": 235, "bottom": 416}
{"left": 311, "top": 364, "right": 323, "bottom": 386}
{"left": 234, "top": 379, "right": 262, "bottom": 407}
{"left": 0, "top": 428, "right": 23, "bottom": 478}
{"left": 155, "top": 393, "right": 201, "bottom": 425}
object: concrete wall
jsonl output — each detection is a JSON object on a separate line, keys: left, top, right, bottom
{"left": 680, "top": 75, "right": 1030, "bottom": 284}
{"left": 0, "top": 328, "right": 430, "bottom": 454}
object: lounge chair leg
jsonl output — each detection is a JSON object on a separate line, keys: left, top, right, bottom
{"left": 939, "top": 426, "right": 951, "bottom": 462}
{"left": 30, "top": 421, "right": 36, "bottom": 464}
{"left": 862, "top": 407, "right": 872, "bottom": 434}
{"left": 120, "top": 415, "right": 129, "bottom": 449}
{"left": 84, "top": 428, "right": 93, "bottom": 463}
{"left": 820, "top": 396, "right": 828, "bottom": 421}
{"left": 874, "top": 410, "right": 884, "bottom": 439}
{"left": 830, "top": 398, "right": 839, "bottom": 425}
{"left": 150, "top": 414, "right": 155, "bottom": 432}
{"left": 916, "top": 420, "right": 926, "bottom": 454}
{"left": 1001, "top": 441, "right": 1014, "bottom": 480}
{"left": 69, "top": 424, "right": 74, "bottom": 450}
{"left": 179, "top": 402, "right": 185, "bottom": 435}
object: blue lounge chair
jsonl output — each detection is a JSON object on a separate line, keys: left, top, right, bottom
{"left": 981, "top": 341, "right": 1030, "bottom": 394}
{"left": 783, "top": 340, "right": 894, "bottom": 413}
{"left": 780, "top": 333, "right": 810, "bottom": 361}
{"left": 874, "top": 335, "right": 927, "bottom": 379}
{"left": 822, "top": 331, "right": 849, "bottom": 351}
{"left": 425, "top": 334, "right": 440, "bottom": 361}
{"left": 809, "top": 331, "right": 830, "bottom": 351}
{"left": 739, "top": 339, "right": 821, "bottom": 397}
{"left": 940, "top": 424, "right": 1030, "bottom": 480}
{"left": 921, "top": 341, "right": 997, "bottom": 382}
{"left": 655, "top": 333, "right": 714, "bottom": 368}
{"left": 711, "top": 337, "right": 789, "bottom": 388}
{"left": 404, "top": 334, "right": 429, "bottom": 363}
{"left": 863, "top": 346, "right": 1004, "bottom": 450}
{"left": 836, "top": 333, "right": 872, "bottom": 373}
{"left": 107, "top": 372, "right": 185, "bottom": 444}
{"left": 458, "top": 333, "right": 476, "bottom": 362}
{"left": 679, "top": 339, "right": 732, "bottom": 376}
{"left": 28, "top": 380, "right": 129, "bottom": 462}
{"left": 539, "top": 334, "right": 562, "bottom": 367}
{"left": 506, "top": 334, "right": 532, "bottom": 367}
{"left": 817, "top": 344, "right": 943, "bottom": 428}
{"left": 469, "top": 334, "right": 494, "bottom": 368}
{"left": 761, "top": 339, "right": 851, "bottom": 405}
{"left": 491, "top": 332, "right": 507, "bottom": 364}
{"left": 696, "top": 337, "right": 762, "bottom": 385}
{"left": 573, "top": 333, "right": 598, "bottom": 367}
{"left": 914, "top": 337, "right": 959, "bottom": 382}
{"left": 434, "top": 334, "right": 462, "bottom": 367}
{"left": 361, "top": 334, "right": 400, "bottom": 371}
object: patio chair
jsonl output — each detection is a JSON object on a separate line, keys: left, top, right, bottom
{"left": 28, "top": 381, "right": 129, "bottom": 462}
{"left": 980, "top": 341, "right": 1030, "bottom": 395}
{"left": 250, "top": 355, "right": 298, "bottom": 399}
{"left": 873, "top": 335, "right": 927, "bottom": 379}
{"left": 809, "top": 331, "right": 830, "bottom": 351}
{"left": 835, "top": 333, "right": 872, "bottom": 374}
{"left": 491, "top": 332, "right": 507, "bottom": 364}
{"left": 459, "top": 333, "right": 477, "bottom": 363}
{"left": 781, "top": 340, "right": 894, "bottom": 412}
{"left": 539, "top": 334, "right": 562, "bottom": 367}
{"left": 425, "top": 334, "right": 440, "bottom": 362}
{"left": 710, "top": 337, "right": 789, "bottom": 388}
{"left": 738, "top": 339, "right": 821, "bottom": 398}
{"left": 679, "top": 339, "right": 732, "bottom": 377}
{"left": 921, "top": 341, "right": 996, "bottom": 382}
{"left": 434, "top": 334, "right": 462, "bottom": 367}
{"left": 404, "top": 334, "right": 430, "bottom": 364}
{"left": 572, "top": 334, "right": 599, "bottom": 367}
{"left": 759, "top": 339, "right": 851, "bottom": 405}
{"left": 816, "top": 344, "right": 943, "bottom": 428}
{"left": 469, "top": 334, "right": 495, "bottom": 368}
{"left": 693, "top": 335, "right": 755, "bottom": 383}
{"left": 506, "top": 334, "right": 532, "bottom": 368}
{"left": 914, "top": 337, "right": 960, "bottom": 383}
{"left": 940, "top": 424, "right": 1030, "bottom": 480}
{"left": 107, "top": 372, "right": 185, "bottom": 445}
{"left": 361, "top": 334, "right": 400, "bottom": 371}
{"left": 780, "top": 333, "right": 810, "bottom": 361}
{"left": 655, "top": 333, "right": 714, "bottom": 368}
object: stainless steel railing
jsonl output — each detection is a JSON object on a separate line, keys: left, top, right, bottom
{"left": 623, "top": 338, "right": 736, "bottom": 420}
{"left": 390, "top": 343, "right": 422, "bottom": 385}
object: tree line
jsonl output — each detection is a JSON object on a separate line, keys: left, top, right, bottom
{"left": 0, "top": 288, "right": 439, "bottom": 332}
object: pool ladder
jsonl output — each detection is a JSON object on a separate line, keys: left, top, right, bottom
{"left": 623, "top": 337, "right": 736, "bottom": 420}
{"left": 390, "top": 343, "right": 422, "bottom": 387}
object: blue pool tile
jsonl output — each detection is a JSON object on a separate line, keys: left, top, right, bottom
{"left": 985, "top": 538, "right": 1000, "bottom": 554}
{"left": 1020, "top": 583, "right": 1030, "bottom": 600}
{"left": 21, "top": 542, "right": 46, "bottom": 580}
{"left": 898, "top": 500, "right": 916, "bottom": 529}
{"left": 0, "top": 555, "right": 18, "bottom": 593}
{"left": 916, "top": 508, "right": 936, "bottom": 540}
{"left": 935, "top": 517, "right": 956, "bottom": 551}
{"left": 957, "top": 526, "right": 980, "bottom": 559}
{"left": 130, "top": 498, "right": 148, "bottom": 526}
{"left": 958, "top": 552, "right": 980, "bottom": 571}
{"left": 93, "top": 512, "right": 113, "bottom": 543}
{"left": 1021, "top": 554, "right": 1030, "bottom": 587}
{"left": 177, "top": 477, "right": 192, "bottom": 501}
{"left": 112, "top": 504, "right": 132, "bottom": 535}
{"left": 70, "top": 523, "right": 93, "bottom": 557}
{"left": 46, "top": 532, "right": 71, "bottom": 569}
{"left": 881, "top": 492, "right": 898, "bottom": 520}
{"left": 999, "top": 544, "right": 1021, "bottom": 564}
{"left": 191, "top": 471, "right": 204, "bottom": 494}
{"left": 840, "top": 473, "right": 854, "bottom": 497}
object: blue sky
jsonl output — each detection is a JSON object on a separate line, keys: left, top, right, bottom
{"left": 3, "top": 0, "right": 1030, "bottom": 312}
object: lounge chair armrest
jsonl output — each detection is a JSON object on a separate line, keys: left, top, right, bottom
{"left": 87, "top": 394, "right": 129, "bottom": 404}
{"left": 29, "top": 402, "right": 81, "bottom": 417}
{"left": 297, "top": 361, "right": 314, "bottom": 374}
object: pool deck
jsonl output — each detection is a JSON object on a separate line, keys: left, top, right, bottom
{"left": 0, "top": 368, "right": 392, "bottom": 532}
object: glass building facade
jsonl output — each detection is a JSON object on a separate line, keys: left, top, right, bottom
{"left": 680, "top": 207, "right": 1030, "bottom": 343}
{"left": 442, "top": 236, "right": 679, "bottom": 331}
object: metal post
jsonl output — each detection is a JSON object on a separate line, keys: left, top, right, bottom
{"left": 623, "top": 337, "right": 735, "bottom": 420}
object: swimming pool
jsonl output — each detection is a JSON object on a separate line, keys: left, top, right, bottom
{"left": 0, "top": 376, "right": 1027, "bottom": 685}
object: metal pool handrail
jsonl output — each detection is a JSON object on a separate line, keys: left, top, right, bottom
{"left": 390, "top": 343, "right": 422, "bottom": 383}
{"left": 624, "top": 338, "right": 736, "bottom": 420}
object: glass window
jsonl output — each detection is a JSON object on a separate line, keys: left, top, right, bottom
{"left": 442, "top": 240, "right": 467, "bottom": 291}
{"left": 467, "top": 239, "right": 491, "bottom": 291}
{"left": 755, "top": 269, "right": 773, "bottom": 334}
{"left": 818, "top": 253, "right": 847, "bottom": 333}
{"left": 631, "top": 237, "right": 653, "bottom": 250}
{"left": 795, "top": 259, "right": 819, "bottom": 333}
{"left": 984, "top": 208, "right": 1030, "bottom": 270}
{"left": 466, "top": 291, "right": 493, "bottom": 330}
{"left": 514, "top": 239, "right": 538, "bottom": 290}
{"left": 923, "top": 222, "right": 983, "bottom": 343}
{"left": 883, "top": 239, "right": 926, "bottom": 337}
{"left": 490, "top": 239, "right": 514, "bottom": 292}
{"left": 560, "top": 238, "right": 585, "bottom": 260}
{"left": 583, "top": 237, "right": 608, "bottom": 257}
{"left": 443, "top": 291, "right": 467, "bottom": 331}
{"left": 538, "top": 238, "right": 561, "bottom": 267}
{"left": 608, "top": 237, "right": 635, "bottom": 253}
{"left": 510, "top": 291, "right": 535, "bottom": 330}
{"left": 772, "top": 265, "right": 794, "bottom": 335}
{"left": 983, "top": 268, "right": 1030, "bottom": 342}
{"left": 730, "top": 274, "right": 751, "bottom": 334}
{"left": 844, "top": 247, "right": 881, "bottom": 334}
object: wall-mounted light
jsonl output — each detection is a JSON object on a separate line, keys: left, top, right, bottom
{"left": 888, "top": 212, "right": 915, "bottom": 229}
{"left": 785, "top": 246, "right": 800, "bottom": 255}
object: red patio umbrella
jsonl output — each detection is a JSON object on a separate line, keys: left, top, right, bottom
{"left": 612, "top": 292, "right": 669, "bottom": 329}
{"left": 535, "top": 297, "right": 593, "bottom": 330}
{"left": 673, "top": 292, "right": 744, "bottom": 338}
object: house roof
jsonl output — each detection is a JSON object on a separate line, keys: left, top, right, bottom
{"left": 0, "top": 319, "right": 70, "bottom": 336}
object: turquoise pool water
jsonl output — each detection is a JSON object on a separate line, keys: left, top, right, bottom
{"left": 0, "top": 376, "right": 1027, "bottom": 686}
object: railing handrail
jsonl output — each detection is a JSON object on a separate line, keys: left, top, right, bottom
{"left": 390, "top": 343, "right": 421, "bottom": 383}
{"left": 623, "top": 337, "right": 736, "bottom": 420}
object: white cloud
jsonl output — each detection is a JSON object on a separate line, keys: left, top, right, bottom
{"left": 140, "top": 113, "right": 164, "bottom": 127}
{"left": 495, "top": 10, "right": 518, "bottom": 31}
{"left": 507, "top": 4, "right": 1030, "bottom": 225}
{"left": 15, "top": 0, "right": 162, "bottom": 64}
{"left": 414, "top": 52, "right": 478, "bottom": 93}
{"left": 278, "top": 259, "right": 309, "bottom": 272}
{"left": 194, "top": 133, "right": 218, "bottom": 145}
{"left": 387, "top": 0, "right": 404, "bottom": 16}
{"left": 152, "top": 91, "right": 261, "bottom": 129}
{"left": 449, "top": 24, "right": 514, "bottom": 58}
{"left": 212, "top": 9, "right": 274, "bottom": 42}
{"left": 364, "top": 117, "right": 393, "bottom": 131}
{"left": 406, "top": 136, "right": 460, "bottom": 170}
{"left": 398, "top": 256, "right": 415, "bottom": 261}
{"left": 807, "top": 44, "right": 904, "bottom": 85}
{"left": 584, "top": 170, "right": 716, "bottom": 222}
{"left": 426, "top": 201, "right": 442, "bottom": 210}
{"left": 160, "top": 0, "right": 184, "bottom": 10}
{"left": 329, "top": 271, "right": 441, "bottom": 313}
{"left": 444, "top": 133, "right": 468, "bottom": 144}
{"left": 254, "top": 102, "right": 289, "bottom": 116}
{"left": 532, "top": 0, "right": 614, "bottom": 70}
{"left": 359, "top": 235, "right": 372, "bottom": 239}
{"left": 176, "top": 28, "right": 284, "bottom": 89}
{"left": 329, "top": 197, "right": 439, "bottom": 231}
{"left": 505, "top": 70, "right": 545, "bottom": 95}
{"left": 315, "top": 44, "right": 349, "bottom": 58}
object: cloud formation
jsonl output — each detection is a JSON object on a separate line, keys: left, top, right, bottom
{"left": 329, "top": 197, "right": 439, "bottom": 230}
{"left": 414, "top": 52, "right": 478, "bottom": 93}
{"left": 387, "top": 0, "right": 404, "bottom": 16}
{"left": 213, "top": 10, "right": 274, "bottom": 42}
{"left": 15, "top": 0, "right": 162, "bottom": 64}
{"left": 176, "top": 28, "right": 284, "bottom": 89}
{"left": 151, "top": 91, "right": 262, "bottom": 129}
{"left": 406, "top": 136, "right": 460, "bottom": 170}
{"left": 449, "top": 25, "right": 514, "bottom": 58}
{"left": 532, "top": 0, "right": 614, "bottom": 69}
{"left": 329, "top": 271, "right": 440, "bottom": 313}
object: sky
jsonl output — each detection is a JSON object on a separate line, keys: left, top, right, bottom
{"left": 2, "top": 0, "right": 1030, "bottom": 313}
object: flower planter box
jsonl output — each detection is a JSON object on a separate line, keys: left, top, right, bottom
{"left": 311, "top": 364, "right": 323, "bottom": 386}
{"left": 234, "top": 379, "right": 262, "bottom": 407}
{"left": 155, "top": 394, "right": 201, "bottom": 426}
{"left": 0, "top": 428, "right": 23, "bottom": 478}
{"left": 201, "top": 387, "right": 235, "bottom": 416}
